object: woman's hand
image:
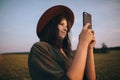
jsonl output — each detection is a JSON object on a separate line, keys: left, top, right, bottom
{"left": 79, "top": 23, "right": 94, "bottom": 47}
{"left": 88, "top": 37, "right": 96, "bottom": 50}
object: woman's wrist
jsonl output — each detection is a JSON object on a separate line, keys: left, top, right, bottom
{"left": 88, "top": 47, "right": 94, "bottom": 53}
{"left": 78, "top": 40, "right": 89, "bottom": 48}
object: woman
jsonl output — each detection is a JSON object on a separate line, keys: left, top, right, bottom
{"left": 28, "top": 5, "right": 96, "bottom": 80}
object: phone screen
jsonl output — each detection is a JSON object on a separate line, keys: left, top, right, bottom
{"left": 83, "top": 12, "right": 92, "bottom": 29}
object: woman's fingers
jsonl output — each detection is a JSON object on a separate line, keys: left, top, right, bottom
{"left": 79, "top": 23, "right": 95, "bottom": 46}
{"left": 90, "top": 36, "right": 96, "bottom": 47}
{"left": 83, "top": 23, "right": 91, "bottom": 30}
{"left": 83, "top": 23, "right": 94, "bottom": 36}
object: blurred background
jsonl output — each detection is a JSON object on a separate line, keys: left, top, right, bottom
{"left": 0, "top": 0, "right": 120, "bottom": 53}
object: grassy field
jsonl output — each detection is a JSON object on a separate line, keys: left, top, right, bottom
{"left": 0, "top": 51, "right": 120, "bottom": 80}
{"left": 94, "top": 51, "right": 120, "bottom": 80}
{"left": 0, "top": 53, "right": 30, "bottom": 80}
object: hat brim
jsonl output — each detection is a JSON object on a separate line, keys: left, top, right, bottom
{"left": 37, "top": 5, "right": 74, "bottom": 37}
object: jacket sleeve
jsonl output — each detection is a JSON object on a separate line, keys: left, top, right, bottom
{"left": 28, "top": 42, "right": 70, "bottom": 80}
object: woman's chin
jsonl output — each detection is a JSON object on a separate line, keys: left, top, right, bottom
{"left": 59, "top": 36, "right": 65, "bottom": 40}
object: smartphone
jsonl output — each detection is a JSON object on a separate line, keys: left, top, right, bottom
{"left": 83, "top": 12, "right": 92, "bottom": 29}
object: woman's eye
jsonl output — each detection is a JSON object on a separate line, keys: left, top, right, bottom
{"left": 59, "top": 23, "right": 64, "bottom": 26}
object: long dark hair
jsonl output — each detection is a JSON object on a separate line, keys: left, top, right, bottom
{"left": 38, "top": 15, "right": 72, "bottom": 56}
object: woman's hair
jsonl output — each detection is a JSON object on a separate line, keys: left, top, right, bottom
{"left": 38, "top": 15, "right": 72, "bottom": 56}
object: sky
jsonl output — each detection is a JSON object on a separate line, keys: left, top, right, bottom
{"left": 0, "top": 0, "right": 120, "bottom": 53}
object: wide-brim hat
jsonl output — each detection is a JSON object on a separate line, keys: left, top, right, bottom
{"left": 37, "top": 5, "right": 74, "bottom": 38}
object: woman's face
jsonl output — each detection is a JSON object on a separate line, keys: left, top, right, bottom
{"left": 58, "top": 18, "right": 68, "bottom": 40}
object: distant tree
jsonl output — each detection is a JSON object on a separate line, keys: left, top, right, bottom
{"left": 101, "top": 42, "right": 108, "bottom": 53}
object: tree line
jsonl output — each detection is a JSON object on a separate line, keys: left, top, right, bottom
{"left": 94, "top": 43, "right": 120, "bottom": 53}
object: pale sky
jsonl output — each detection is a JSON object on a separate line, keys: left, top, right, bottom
{"left": 0, "top": 0, "right": 120, "bottom": 53}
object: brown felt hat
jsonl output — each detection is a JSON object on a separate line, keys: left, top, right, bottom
{"left": 37, "top": 5, "right": 74, "bottom": 38}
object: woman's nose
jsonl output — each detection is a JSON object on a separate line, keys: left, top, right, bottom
{"left": 63, "top": 26, "right": 68, "bottom": 31}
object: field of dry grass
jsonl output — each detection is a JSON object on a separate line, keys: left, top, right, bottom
{"left": 94, "top": 51, "right": 120, "bottom": 80}
{"left": 0, "top": 53, "right": 30, "bottom": 80}
{"left": 0, "top": 51, "right": 120, "bottom": 80}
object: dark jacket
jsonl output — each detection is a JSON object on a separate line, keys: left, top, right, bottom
{"left": 28, "top": 42, "right": 74, "bottom": 80}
